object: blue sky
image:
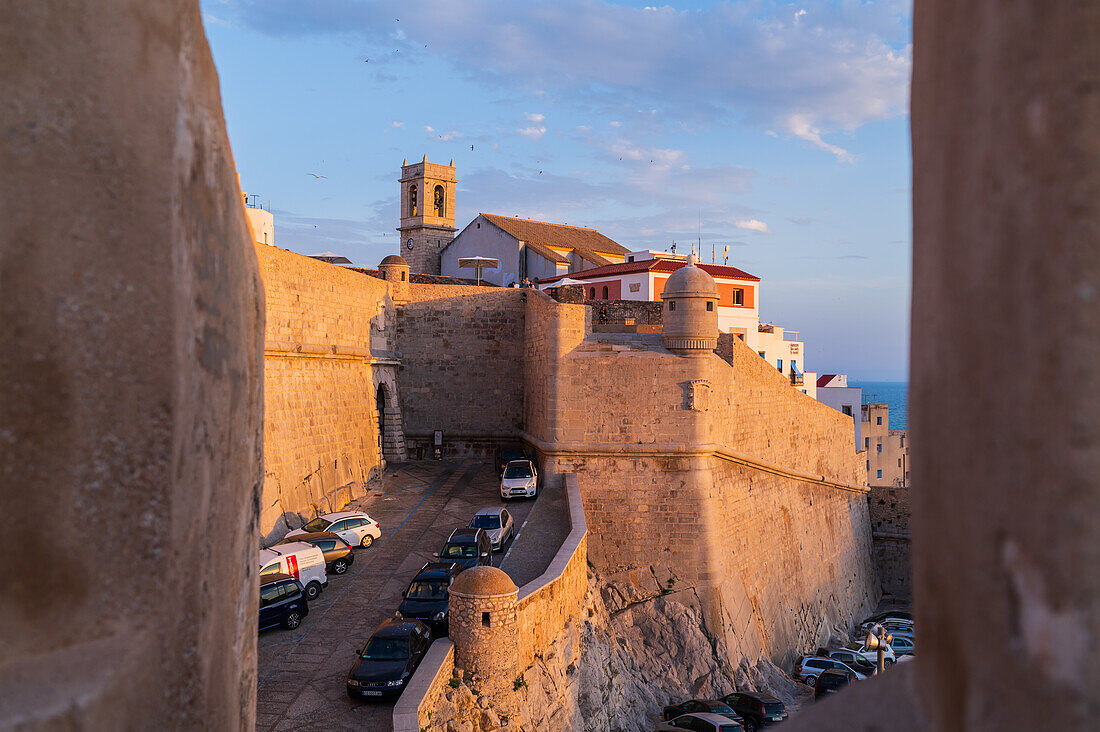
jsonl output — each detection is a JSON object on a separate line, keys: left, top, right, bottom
{"left": 201, "top": 0, "right": 912, "bottom": 381}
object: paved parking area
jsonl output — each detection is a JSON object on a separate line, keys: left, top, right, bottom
{"left": 255, "top": 460, "right": 546, "bottom": 731}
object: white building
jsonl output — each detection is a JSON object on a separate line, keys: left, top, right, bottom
{"left": 816, "top": 374, "right": 863, "bottom": 449}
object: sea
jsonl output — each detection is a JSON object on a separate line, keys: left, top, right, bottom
{"left": 850, "top": 381, "right": 908, "bottom": 431}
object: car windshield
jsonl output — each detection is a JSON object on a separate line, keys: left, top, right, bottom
{"left": 406, "top": 581, "right": 448, "bottom": 600}
{"left": 719, "top": 725, "right": 744, "bottom": 732}
{"left": 501, "top": 449, "right": 526, "bottom": 461}
{"left": 441, "top": 544, "right": 477, "bottom": 558}
{"left": 471, "top": 514, "right": 501, "bottom": 529}
{"left": 710, "top": 704, "right": 736, "bottom": 715}
{"left": 504, "top": 464, "right": 532, "bottom": 479}
{"left": 361, "top": 637, "right": 409, "bottom": 661}
{"left": 763, "top": 702, "right": 784, "bottom": 715}
{"left": 302, "top": 517, "right": 330, "bottom": 532}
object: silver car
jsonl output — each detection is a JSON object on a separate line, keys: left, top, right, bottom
{"left": 470, "top": 507, "right": 515, "bottom": 551}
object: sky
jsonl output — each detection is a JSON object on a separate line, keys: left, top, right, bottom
{"left": 201, "top": 0, "right": 912, "bottom": 381}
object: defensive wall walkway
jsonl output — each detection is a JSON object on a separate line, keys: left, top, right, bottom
{"left": 393, "top": 473, "right": 588, "bottom": 732}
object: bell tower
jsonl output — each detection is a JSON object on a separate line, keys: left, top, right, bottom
{"left": 397, "top": 155, "right": 457, "bottom": 274}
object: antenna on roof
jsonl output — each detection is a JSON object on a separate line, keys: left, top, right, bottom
{"left": 724, "top": 244, "right": 729, "bottom": 265}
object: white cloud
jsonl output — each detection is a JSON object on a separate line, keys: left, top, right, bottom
{"left": 423, "top": 125, "right": 434, "bottom": 133}
{"left": 230, "top": 0, "right": 910, "bottom": 148}
{"left": 735, "top": 219, "right": 771, "bottom": 234}
{"left": 525, "top": 112, "right": 545, "bottom": 123}
{"left": 423, "top": 125, "right": 462, "bottom": 141}
{"left": 392, "top": 120, "right": 404, "bottom": 128}
{"left": 786, "top": 114, "right": 854, "bottom": 162}
{"left": 609, "top": 120, "right": 622, "bottom": 128}
{"left": 517, "top": 125, "right": 547, "bottom": 140}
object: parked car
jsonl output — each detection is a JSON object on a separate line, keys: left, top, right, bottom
{"left": 397, "top": 561, "right": 462, "bottom": 635}
{"left": 346, "top": 619, "right": 433, "bottom": 699}
{"left": 655, "top": 712, "right": 745, "bottom": 731}
{"left": 793, "top": 656, "right": 867, "bottom": 687}
{"left": 275, "top": 531, "right": 354, "bottom": 575}
{"left": 434, "top": 528, "right": 493, "bottom": 570}
{"left": 860, "top": 617, "right": 914, "bottom": 634}
{"left": 814, "top": 668, "right": 855, "bottom": 698}
{"left": 721, "top": 692, "right": 787, "bottom": 730}
{"left": 470, "top": 506, "right": 515, "bottom": 551}
{"left": 846, "top": 641, "right": 897, "bottom": 666}
{"left": 496, "top": 445, "right": 532, "bottom": 473}
{"left": 824, "top": 648, "right": 876, "bottom": 675}
{"left": 662, "top": 699, "right": 742, "bottom": 722}
{"left": 258, "top": 542, "right": 328, "bottom": 600}
{"left": 890, "top": 635, "right": 915, "bottom": 656}
{"left": 859, "top": 610, "right": 912, "bottom": 626}
{"left": 259, "top": 573, "right": 308, "bottom": 631}
{"left": 500, "top": 459, "right": 539, "bottom": 499}
{"left": 286, "top": 510, "right": 381, "bottom": 548}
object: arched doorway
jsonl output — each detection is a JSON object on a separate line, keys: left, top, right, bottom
{"left": 376, "top": 384, "right": 386, "bottom": 455}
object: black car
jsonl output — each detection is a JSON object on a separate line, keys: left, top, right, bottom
{"left": 397, "top": 562, "right": 462, "bottom": 634}
{"left": 496, "top": 445, "right": 532, "bottom": 473}
{"left": 721, "top": 692, "right": 788, "bottom": 730}
{"left": 662, "top": 699, "right": 743, "bottom": 722}
{"left": 859, "top": 609, "right": 912, "bottom": 625}
{"left": 275, "top": 531, "right": 355, "bottom": 575}
{"left": 814, "top": 668, "right": 855, "bottom": 698}
{"left": 346, "top": 619, "right": 433, "bottom": 699}
{"left": 259, "top": 574, "right": 308, "bottom": 631}
{"left": 434, "top": 528, "right": 492, "bottom": 570}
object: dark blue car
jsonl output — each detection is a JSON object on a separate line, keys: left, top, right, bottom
{"left": 397, "top": 562, "right": 462, "bottom": 635}
{"left": 259, "top": 574, "right": 308, "bottom": 631}
{"left": 346, "top": 619, "right": 433, "bottom": 699}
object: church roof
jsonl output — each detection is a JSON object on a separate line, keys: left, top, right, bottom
{"left": 539, "top": 258, "right": 760, "bottom": 285}
{"left": 480, "top": 214, "right": 629, "bottom": 260}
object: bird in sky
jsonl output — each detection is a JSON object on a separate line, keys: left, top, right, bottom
{"left": 308, "top": 173, "right": 326, "bottom": 179}
{"left": 538, "top": 171, "right": 543, "bottom": 175}
{"left": 470, "top": 145, "right": 475, "bottom": 151}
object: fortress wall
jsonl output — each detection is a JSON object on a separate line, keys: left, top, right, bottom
{"left": 255, "top": 245, "right": 391, "bottom": 540}
{"left": 523, "top": 290, "right": 589, "bottom": 444}
{"left": 396, "top": 285, "right": 527, "bottom": 456}
{"left": 527, "top": 331, "right": 874, "bottom": 665}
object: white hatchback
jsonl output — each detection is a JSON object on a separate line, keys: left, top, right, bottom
{"left": 500, "top": 460, "right": 538, "bottom": 500}
{"left": 286, "top": 511, "right": 381, "bottom": 548}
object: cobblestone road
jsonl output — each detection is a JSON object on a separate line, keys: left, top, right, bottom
{"left": 255, "top": 460, "right": 542, "bottom": 731}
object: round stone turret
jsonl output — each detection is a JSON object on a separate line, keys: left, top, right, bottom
{"left": 377, "top": 254, "right": 410, "bottom": 304}
{"left": 448, "top": 566, "right": 518, "bottom": 687}
{"left": 661, "top": 255, "right": 719, "bottom": 354}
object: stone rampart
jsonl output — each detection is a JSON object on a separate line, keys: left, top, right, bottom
{"left": 524, "top": 324, "right": 875, "bottom": 667}
{"left": 255, "top": 245, "right": 397, "bottom": 541}
{"left": 397, "top": 285, "right": 527, "bottom": 457}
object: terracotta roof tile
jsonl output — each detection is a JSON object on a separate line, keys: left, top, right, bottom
{"left": 481, "top": 214, "right": 628, "bottom": 256}
{"left": 539, "top": 258, "right": 759, "bottom": 284}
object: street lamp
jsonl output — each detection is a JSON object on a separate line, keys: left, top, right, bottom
{"left": 865, "top": 624, "right": 894, "bottom": 674}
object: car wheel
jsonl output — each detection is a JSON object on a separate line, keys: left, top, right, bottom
{"left": 284, "top": 611, "right": 302, "bottom": 629}
{"left": 305, "top": 581, "right": 322, "bottom": 601}
{"left": 360, "top": 534, "right": 374, "bottom": 549}
{"left": 884, "top": 658, "right": 894, "bottom": 667}
{"left": 805, "top": 675, "right": 817, "bottom": 687}
{"left": 333, "top": 559, "right": 349, "bottom": 575}
{"left": 743, "top": 720, "right": 757, "bottom": 732}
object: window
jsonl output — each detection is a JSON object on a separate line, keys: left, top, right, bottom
{"left": 329, "top": 520, "right": 348, "bottom": 532}
{"left": 260, "top": 563, "right": 281, "bottom": 578}
{"left": 316, "top": 540, "right": 336, "bottom": 551}
{"left": 260, "top": 584, "right": 282, "bottom": 606}
{"left": 433, "top": 185, "right": 445, "bottom": 217}
{"left": 898, "top": 458, "right": 903, "bottom": 467}
{"left": 877, "top": 443, "right": 882, "bottom": 453}
{"left": 777, "top": 360, "right": 783, "bottom": 371}
{"left": 602, "top": 285, "right": 609, "bottom": 299}
{"left": 842, "top": 405, "right": 853, "bottom": 417}
{"left": 877, "top": 416, "right": 883, "bottom": 425}
{"left": 401, "top": 271, "right": 406, "bottom": 281}
{"left": 477, "top": 222, "right": 481, "bottom": 229}
{"left": 408, "top": 185, "right": 418, "bottom": 217}
{"left": 758, "top": 351, "right": 766, "bottom": 358}
{"left": 589, "top": 287, "right": 595, "bottom": 299}
{"left": 877, "top": 470, "right": 883, "bottom": 478}
{"left": 482, "top": 612, "right": 491, "bottom": 628}
{"left": 629, "top": 282, "right": 640, "bottom": 292}
{"left": 627, "top": 256, "right": 634, "bottom": 262}
{"left": 864, "top": 437, "right": 870, "bottom": 448}
{"left": 669, "top": 301, "right": 676, "bottom": 311}
{"left": 866, "top": 460, "right": 870, "bottom": 470}
{"left": 900, "top": 435, "right": 904, "bottom": 447}
{"left": 731, "top": 288, "right": 744, "bottom": 306}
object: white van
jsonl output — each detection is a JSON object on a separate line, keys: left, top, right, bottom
{"left": 259, "top": 542, "right": 328, "bottom": 600}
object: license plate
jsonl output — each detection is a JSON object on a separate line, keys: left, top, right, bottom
{"left": 772, "top": 717, "right": 783, "bottom": 721}
{"left": 364, "top": 691, "right": 382, "bottom": 697}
